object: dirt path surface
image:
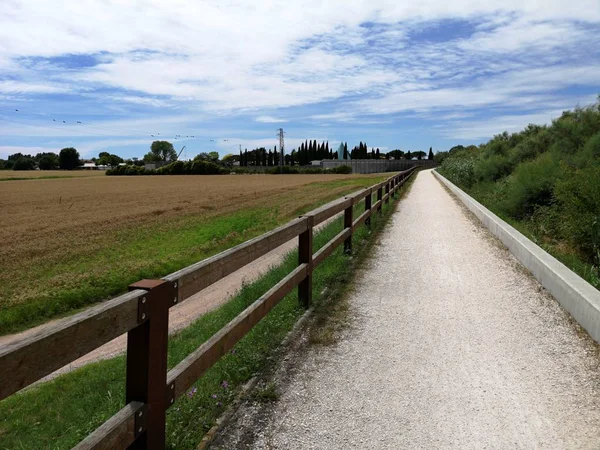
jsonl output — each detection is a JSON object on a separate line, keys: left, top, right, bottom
{"left": 214, "top": 169, "right": 600, "bottom": 449}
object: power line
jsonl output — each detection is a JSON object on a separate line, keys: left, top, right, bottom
{"left": 5, "top": 108, "right": 210, "bottom": 141}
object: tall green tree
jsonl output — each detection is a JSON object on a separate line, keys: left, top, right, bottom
{"left": 428, "top": 147, "right": 434, "bottom": 160}
{"left": 13, "top": 157, "right": 36, "bottom": 170}
{"left": 36, "top": 152, "right": 59, "bottom": 170}
{"left": 59, "top": 147, "right": 80, "bottom": 170}
{"left": 145, "top": 141, "right": 177, "bottom": 163}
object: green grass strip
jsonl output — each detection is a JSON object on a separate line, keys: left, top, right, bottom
{"left": 0, "top": 178, "right": 413, "bottom": 449}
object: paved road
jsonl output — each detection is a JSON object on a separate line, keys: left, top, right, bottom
{"left": 216, "top": 169, "right": 600, "bottom": 449}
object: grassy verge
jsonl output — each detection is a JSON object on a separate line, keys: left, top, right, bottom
{"left": 0, "top": 177, "right": 411, "bottom": 449}
{"left": 1, "top": 177, "right": 383, "bottom": 335}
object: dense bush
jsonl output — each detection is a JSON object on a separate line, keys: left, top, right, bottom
{"left": 439, "top": 154, "right": 476, "bottom": 187}
{"left": 500, "top": 152, "right": 562, "bottom": 219}
{"left": 107, "top": 162, "right": 354, "bottom": 176}
{"left": 107, "top": 160, "right": 226, "bottom": 176}
{"left": 106, "top": 165, "right": 148, "bottom": 175}
{"left": 439, "top": 98, "right": 600, "bottom": 274}
{"left": 13, "top": 157, "right": 36, "bottom": 170}
{"left": 328, "top": 165, "right": 352, "bottom": 174}
{"left": 554, "top": 165, "right": 600, "bottom": 259}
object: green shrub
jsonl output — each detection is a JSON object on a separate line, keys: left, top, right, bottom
{"left": 500, "top": 152, "right": 562, "bottom": 219}
{"left": 554, "top": 165, "right": 600, "bottom": 259}
{"left": 106, "top": 165, "right": 147, "bottom": 175}
{"left": 474, "top": 154, "right": 513, "bottom": 182}
{"left": 439, "top": 155, "right": 475, "bottom": 188}
{"left": 12, "top": 157, "right": 36, "bottom": 170}
{"left": 328, "top": 165, "right": 352, "bottom": 174}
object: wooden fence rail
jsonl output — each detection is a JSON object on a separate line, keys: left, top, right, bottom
{"left": 0, "top": 166, "right": 417, "bottom": 449}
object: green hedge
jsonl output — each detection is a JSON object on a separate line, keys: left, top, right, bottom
{"left": 108, "top": 163, "right": 354, "bottom": 176}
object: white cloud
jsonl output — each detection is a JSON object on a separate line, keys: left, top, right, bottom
{"left": 0, "top": 0, "right": 599, "bottom": 151}
{"left": 255, "top": 116, "right": 287, "bottom": 123}
{"left": 440, "top": 110, "right": 566, "bottom": 140}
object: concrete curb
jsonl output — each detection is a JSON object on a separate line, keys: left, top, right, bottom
{"left": 433, "top": 170, "right": 600, "bottom": 343}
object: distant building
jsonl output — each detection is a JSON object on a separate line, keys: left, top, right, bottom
{"left": 82, "top": 162, "right": 97, "bottom": 170}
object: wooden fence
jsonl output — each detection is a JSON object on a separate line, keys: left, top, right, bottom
{"left": 0, "top": 167, "right": 417, "bottom": 449}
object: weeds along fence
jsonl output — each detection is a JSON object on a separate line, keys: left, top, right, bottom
{"left": 0, "top": 167, "right": 417, "bottom": 449}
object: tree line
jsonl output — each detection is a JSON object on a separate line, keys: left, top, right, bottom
{"left": 1, "top": 139, "right": 436, "bottom": 171}
{"left": 0, "top": 148, "right": 81, "bottom": 170}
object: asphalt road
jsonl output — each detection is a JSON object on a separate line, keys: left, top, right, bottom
{"left": 215, "top": 169, "right": 600, "bottom": 449}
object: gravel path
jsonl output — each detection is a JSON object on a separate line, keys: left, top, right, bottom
{"left": 215, "top": 169, "right": 600, "bottom": 449}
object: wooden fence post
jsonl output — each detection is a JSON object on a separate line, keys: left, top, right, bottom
{"left": 126, "top": 279, "right": 176, "bottom": 450}
{"left": 365, "top": 189, "right": 372, "bottom": 227}
{"left": 344, "top": 199, "right": 353, "bottom": 254}
{"left": 385, "top": 182, "right": 390, "bottom": 205}
{"left": 377, "top": 186, "right": 383, "bottom": 213}
{"left": 298, "top": 216, "right": 313, "bottom": 308}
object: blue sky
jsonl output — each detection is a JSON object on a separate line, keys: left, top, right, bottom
{"left": 1, "top": 1, "right": 599, "bottom": 160}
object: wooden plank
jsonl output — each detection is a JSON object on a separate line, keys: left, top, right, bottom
{"left": 0, "top": 289, "right": 144, "bottom": 401}
{"left": 166, "top": 264, "right": 308, "bottom": 399}
{"left": 73, "top": 402, "right": 144, "bottom": 450}
{"left": 306, "top": 197, "right": 352, "bottom": 226}
{"left": 352, "top": 209, "right": 371, "bottom": 231}
{"left": 372, "top": 199, "right": 382, "bottom": 213}
{"left": 312, "top": 228, "right": 352, "bottom": 268}
{"left": 165, "top": 217, "right": 308, "bottom": 303}
{"left": 346, "top": 188, "right": 370, "bottom": 203}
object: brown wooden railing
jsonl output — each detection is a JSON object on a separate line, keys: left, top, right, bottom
{"left": 0, "top": 167, "right": 417, "bottom": 449}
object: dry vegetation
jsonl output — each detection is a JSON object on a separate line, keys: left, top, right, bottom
{"left": 0, "top": 170, "right": 105, "bottom": 179}
{"left": 0, "top": 173, "right": 384, "bottom": 332}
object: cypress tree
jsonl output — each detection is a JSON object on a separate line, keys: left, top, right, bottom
{"left": 376, "top": 148, "right": 380, "bottom": 159}
{"left": 305, "top": 140, "right": 309, "bottom": 163}
{"left": 325, "top": 141, "right": 329, "bottom": 156}
{"left": 343, "top": 142, "right": 348, "bottom": 160}
{"left": 428, "top": 147, "right": 434, "bottom": 160}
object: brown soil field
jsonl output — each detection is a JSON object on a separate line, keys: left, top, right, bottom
{"left": 0, "top": 170, "right": 105, "bottom": 179}
{"left": 0, "top": 173, "right": 384, "bottom": 332}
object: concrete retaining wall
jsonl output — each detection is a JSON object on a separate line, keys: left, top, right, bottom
{"left": 433, "top": 170, "right": 600, "bottom": 343}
